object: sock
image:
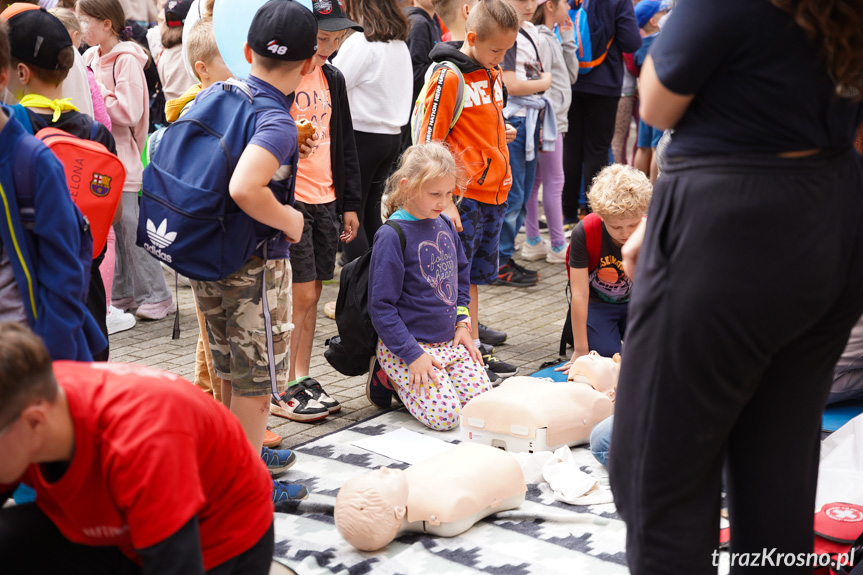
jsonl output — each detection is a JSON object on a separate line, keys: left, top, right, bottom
{"left": 551, "top": 243, "right": 566, "bottom": 252}
{"left": 474, "top": 339, "right": 482, "bottom": 349}
{"left": 286, "top": 379, "right": 299, "bottom": 388}
{"left": 526, "top": 236, "right": 542, "bottom": 246}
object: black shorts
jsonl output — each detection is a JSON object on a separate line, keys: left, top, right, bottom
{"left": 289, "top": 200, "right": 340, "bottom": 283}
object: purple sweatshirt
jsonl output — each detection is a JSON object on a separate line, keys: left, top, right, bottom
{"left": 369, "top": 214, "right": 470, "bottom": 365}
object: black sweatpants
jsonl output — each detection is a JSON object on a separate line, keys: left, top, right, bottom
{"left": 609, "top": 149, "right": 863, "bottom": 574}
{"left": 561, "top": 92, "right": 619, "bottom": 221}
{"left": 0, "top": 503, "right": 274, "bottom": 575}
{"left": 342, "top": 130, "right": 402, "bottom": 263}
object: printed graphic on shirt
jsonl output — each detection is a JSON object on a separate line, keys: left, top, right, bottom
{"left": 293, "top": 77, "right": 332, "bottom": 159}
{"left": 293, "top": 67, "right": 335, "bottom": 204}
{"left": 418, "top": 230, "right": 457, "bottom": 305}
{"left": 589, "top": 255, "right": 632, "bottom": 303}
{"left": 463, "top": 76, "right": 505, "bottom": 109}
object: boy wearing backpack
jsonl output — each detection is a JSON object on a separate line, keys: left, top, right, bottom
{"left": 7, "top": 8, "right": 119, "bottom": 361}
{"left": 559, "top": 164, "right": 651, "bottom": 370}
{"left": 412, "top": 0, "right": 520, "bottom": 385}
{"left": 181, "top": 1, "right": 314, "bottom": 502}
{"left": 0, "top": 16, "right": 106, "bottom": 362}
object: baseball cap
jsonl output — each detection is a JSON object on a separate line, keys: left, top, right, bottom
{"left": 248, "top": 0, "right": 318, "bottom": 62}
{"left": 7, "top": 8, "right": 73, "bottom": 71}
{"left": 634, "top": 0, "right": 669, "bottom": 28}
{"left": 312, "top": 0, "right": 363, "bottom": 32}
{"left": 165, "top": 0, "right": 193, "bottom": 27}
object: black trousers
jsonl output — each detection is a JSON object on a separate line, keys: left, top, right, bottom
{"left": 0, "top": 503, "right": 274, "bottom": 575}
{"left": 342, "top": 130, "right": 402, "bottom": 263}
{"left": 561, "top": 92, "right": 619, "bottom": 221}
{"left": 609, "top": 149, "right": 863, "bottom": 574}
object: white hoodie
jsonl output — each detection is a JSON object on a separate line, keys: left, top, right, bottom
{"left": 84, "top": 41, "right": 150, "bottom": 192}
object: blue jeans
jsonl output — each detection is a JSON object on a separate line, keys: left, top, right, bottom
{"left": 587, "top": 301, "right": 628, "bottom": 357}
{"left": 498, "top": 116, "right": 539, "bottom": 263}
{"left": 590, "top": 415, "right": 614, "bottom": 467}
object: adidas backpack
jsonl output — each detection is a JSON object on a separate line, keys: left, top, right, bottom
{"left": 325, "top": 220, "right": 405, "bottom": 376}
{"left": 136, "top": 80, "right": 284, "bottom": 281}
{"left": 570, "top": 0, "right": 615, "bottom": 74}
{"left": 410, "top": 61, "right": 465, "bottom": 145}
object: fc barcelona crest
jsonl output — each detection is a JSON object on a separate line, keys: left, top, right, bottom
{"left": 90, "top": 173, "right": 112, "bottom": 197}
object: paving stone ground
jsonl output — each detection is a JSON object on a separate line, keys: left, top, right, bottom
{"left": 111, "top": 231, "right": 571, "bottom": 449}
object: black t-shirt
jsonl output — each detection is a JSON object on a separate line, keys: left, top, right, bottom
{"left": 26, "top": 109, "right": 117, "bottom": 155}
{"left": 569, "top": 220, "right": 632, "bottom": 304}
{"left": 652, "top": 0, "right": 863, "bottom": 157}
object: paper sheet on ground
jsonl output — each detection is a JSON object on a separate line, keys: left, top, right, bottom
{"left": 352, "top": 428, "right": 457, "bottom": 464}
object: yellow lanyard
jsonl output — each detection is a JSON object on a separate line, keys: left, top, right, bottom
{"left": 19, "top": 94, "right": 79, "bottom": 123}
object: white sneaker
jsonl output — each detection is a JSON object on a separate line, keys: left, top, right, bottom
{"left": 521, "top": 239, "right": 548, "bottom": 261}
{"left": 106, "top": 305, "right": 136, "bottom": 335}
{"left": 546, "top": 244, "right": 568, "bottom": 264}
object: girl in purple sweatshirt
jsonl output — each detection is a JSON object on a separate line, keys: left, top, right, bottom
{"left": 369, "top": 143, "right": 491, "bottom": 431}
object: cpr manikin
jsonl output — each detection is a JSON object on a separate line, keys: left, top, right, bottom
{"left": 568, "top": 351, "right": 621, "bottom": 401}
{"left": 334, "top": 443, "right": 526, "bottom": 551}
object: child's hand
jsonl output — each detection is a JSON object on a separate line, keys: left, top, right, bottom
{"left": 559, "top": 15, "right": 575, "bottom": 41}
{"left": 282, "top": 205, "right": 304, "bottom": 243}
{"left": 407, "top": 352, "right": 443, "bottom": 398}
{"left": 443, "top": 202, "right": 463, "bottom": 232}
{"left": 453, "top": 326, "right": 484, "bottom": 366}
{"left": 298, "top": 133, "right": 318, "bottom": 160}
{"left": 505, "top": 122, "right": 517, "bottom": 144}
{"left": 341, "top": 211, "right": 359, "bottom": 243}
{"left": 554, "top": 348, "right": 589, "bottom": 373}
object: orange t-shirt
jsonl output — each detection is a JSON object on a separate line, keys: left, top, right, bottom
{"left": 292, "top": 67, "right": 336, "bottom": 204}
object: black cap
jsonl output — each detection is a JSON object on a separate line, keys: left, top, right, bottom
{"left": 312, "top": 0, "right": 363, "bottom": 32}
{"left": 7, "top": 8, "right": 73, "bottom": 71}
{"left": 165, "top": 0, "right": 193, "bottom": 27}
{"left": 248, "top": 0, "right": 318, "bottom": 62}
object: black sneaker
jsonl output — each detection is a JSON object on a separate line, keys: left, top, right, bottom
{"left": 301, "top": 378, "right": 341, "bottom": 414}
{"left": 496, "top": 259, "right": 537, "bottom": 287}
{"left": 478, "top": 343, "right": 519, "bottom": 378}
{"left": 510, "top": 258, "right": 539, "bottom": 278}
{"left": 478, "top": 323, "right": 507, "bottom": 346}
{"left": 366, "top": 357, "right": 394, "bottom": 409}
{"left": 485, "top": 367, "right": 502, "bottom": 387}
{"left": 270, "top": 384, "right": 329, "bottom": 422}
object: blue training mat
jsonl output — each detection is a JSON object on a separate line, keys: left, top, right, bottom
{"left": 822, "top": 398, "right": 863, "bottom": 432}
{"left": 531, "top": 363, "right": 863, "bottom": 433}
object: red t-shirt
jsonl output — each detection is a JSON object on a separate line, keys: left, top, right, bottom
{"left": 6, "top": 362, "right": 273, "bottom": 569}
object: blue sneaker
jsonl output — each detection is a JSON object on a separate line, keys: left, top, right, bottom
{"left": 272, "top": 480, "right": 309, "bottom": 502}
{"left": 261, "top": 446, "right": 297, "bottom": 475}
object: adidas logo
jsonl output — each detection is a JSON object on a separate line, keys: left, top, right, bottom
{"left": 143, "top": 219, "right": 176, "bottom": 264}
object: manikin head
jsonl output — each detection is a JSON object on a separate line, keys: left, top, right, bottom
{"left": 568, "top": 351, "right": 621, "bottom": 401}
{"left": 334, "top": 467, "right": 409, "bottom": 551}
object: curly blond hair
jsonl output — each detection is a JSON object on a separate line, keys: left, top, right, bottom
{"left": 587, "top": 164, "right": 652, "bottom": 220}
{"left": 383, "top": 142, "right": 465, "bottom": 218}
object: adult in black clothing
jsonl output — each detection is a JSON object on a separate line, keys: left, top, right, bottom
{"left": 608, "top": 1, "right": 863, "bottom": 573}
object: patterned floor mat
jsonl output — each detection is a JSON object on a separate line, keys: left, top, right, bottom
{"left": 272, "top": 409, "right": 630, "bottom": 575}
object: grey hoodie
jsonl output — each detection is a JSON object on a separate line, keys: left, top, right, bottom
{"left": 536, "top": 24, "right": 578, "bottom": 134}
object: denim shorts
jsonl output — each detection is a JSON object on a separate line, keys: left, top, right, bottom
{"left": 457, "top": 197, "right": 507, "bottom": 285}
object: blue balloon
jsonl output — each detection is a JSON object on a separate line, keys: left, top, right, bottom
{"left": 213, "top": 0, "right": 313, "bottom": 79}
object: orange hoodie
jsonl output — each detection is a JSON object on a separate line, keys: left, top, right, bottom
{"left": 416, "top": 42, "right": 512, "bottom": 205}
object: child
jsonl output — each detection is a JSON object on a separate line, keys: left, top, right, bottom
{"left": 78, "top": 0, "right": 176, "bottom": 321}
{"left": 520, "top": 0, "right": 577, "bottom": 264}
{"left": 45, "top": 6, "right": 95, "bottom": 117}
{"left": 414, "top": 0, "right": 521, "bottom": 381}
{"left": 154, "top": 0, "right": 197, "bottom": 100}
{"left": 632, "top": 0, "right": 669, "bottom": 183}
{"left": 0, "top": 16, "right": 106, "bottom": 361}
{"left": 496, "top": 0, "right": 552, "bottom": 287}
{"left": 563, "top": 164, "right": 651, "bottom": 366}
{"left": 186, "top": 0, "right": 313, "bottom": 502}
{"left": 273, "top": 0, "right": 363, "bottom": 422}
{"left": 431, "top": 0, "right": 477, "bottom": 41}
{"left": 7, "top": 7, "right": 118, "bottom": 360}
{"left": 368, "top": 143, "right": 491, "bottom": 431}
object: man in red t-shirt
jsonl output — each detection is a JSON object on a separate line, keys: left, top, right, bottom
{"left": 0, "top": 323, "right": 275, "bottom": 574}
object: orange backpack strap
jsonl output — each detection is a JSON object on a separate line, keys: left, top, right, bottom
{"left": 579, "top": 35, "right": 616, "bottom": 69}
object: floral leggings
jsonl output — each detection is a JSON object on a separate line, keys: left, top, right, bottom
{"left": 377, "top": 340, "right": 492, "bottom": 431}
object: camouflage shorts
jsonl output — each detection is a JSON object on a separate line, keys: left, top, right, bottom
{"left": 191, "top": 257, "right": 292, "bottom": 397}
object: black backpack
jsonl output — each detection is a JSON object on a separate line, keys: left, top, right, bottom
{"left": 325, "top": 220, "right": 405, "bottom": 376}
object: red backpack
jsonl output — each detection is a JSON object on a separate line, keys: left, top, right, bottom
{"left": 559, "top": 213, "right": 603, "bottom": 356}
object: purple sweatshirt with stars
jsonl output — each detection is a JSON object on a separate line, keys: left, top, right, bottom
{"left": 369, "top": 214, "right": 470, "bottom": 366}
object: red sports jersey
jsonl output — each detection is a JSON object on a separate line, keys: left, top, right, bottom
{"left": 7, "top": 362, "right": 273, "bottom": 569}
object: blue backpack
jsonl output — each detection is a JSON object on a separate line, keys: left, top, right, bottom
{"left": 137, "top": 80, "right": 286, "bottom": 281}
{"left": 570, "top": 0, "right": 615, "bottom": 75}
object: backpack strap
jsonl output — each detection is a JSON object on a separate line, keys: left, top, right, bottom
{"left": 10, "top": 104, "right": 35, "bottom": 135}
{"left": 518, "top": 28, "right": 543, "bottom": 70}
{"left": 12, "top": 133, "right": 43, "bottom": 230}
{"left": 583, "top": 213, "right": 602, "bottom": 272}
{"left": 383, "top": 219, "right": 406, "bottom": 252}
{"left": 416, "top": 62, "right": 464, "bottom": 144}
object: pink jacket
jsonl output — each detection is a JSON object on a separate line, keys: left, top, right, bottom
{"left": 84, "top": 41, "right": 149, "bottom": 192}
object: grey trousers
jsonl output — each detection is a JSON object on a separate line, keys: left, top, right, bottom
{"left": 112, "top": 192, "right": 171, "bottom": 306}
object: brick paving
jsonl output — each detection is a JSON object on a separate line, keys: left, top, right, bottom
{"left": 110, "top": 240, "right": 570, "bottom": 449}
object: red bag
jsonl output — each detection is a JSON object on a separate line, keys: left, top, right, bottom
{"left": 814, "top": 503, "right": 863, "bottom": 574}
{"left": 35, "top": 127, "right": 125, "bottom": 259}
